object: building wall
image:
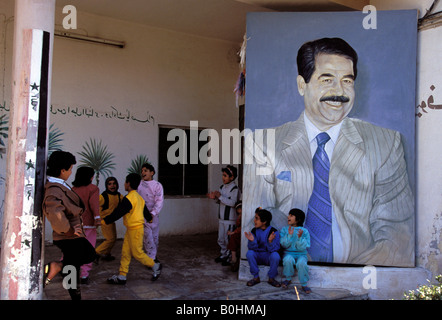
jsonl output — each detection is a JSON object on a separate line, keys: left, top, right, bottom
{"left": 373, "top": 0, "right": 442, "bottom": 284}
{"left": 0, "top": 0, "right": 440, "bottom": 289}
{"left": 415, "top": 24, "right": 442, "bottom": 283}
{"left": 0, "top": 1, "right": 242, "bottom": 240}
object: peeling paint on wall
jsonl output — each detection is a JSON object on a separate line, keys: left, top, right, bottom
{"left": 422, "top": 213, "right": 442, "bottom": 277}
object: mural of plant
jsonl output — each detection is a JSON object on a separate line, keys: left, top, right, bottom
{"left": 0, "top": 114, "right": 8, "bottom": 159}
{"left": 127, "top": 154, "right": 150, "bottom": 175}
{"left": 78, "top": 138, "right": 115, "bottom": 185}
{"left": 48, "top": 123, "right": 65, "bottom": 156}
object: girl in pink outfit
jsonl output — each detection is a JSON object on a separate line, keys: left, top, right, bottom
{"left": 72, "top": 166, "right": 100, "bottom": 284}
{"left": 137, "top": 163, "right": 164, "bottom": 274}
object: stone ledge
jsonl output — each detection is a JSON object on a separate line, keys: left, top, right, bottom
{"left": 238, "top": 260, "right": 432, "bottom": 300}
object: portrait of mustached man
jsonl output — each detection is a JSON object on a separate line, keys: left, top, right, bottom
{"left": 243, "top": 37, "right": 414, "bottom": 267}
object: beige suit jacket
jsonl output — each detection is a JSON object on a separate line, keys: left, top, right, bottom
{"left": 243, "top": 113, "right": 415, "bottom": 267}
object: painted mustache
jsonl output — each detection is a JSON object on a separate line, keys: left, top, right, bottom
{"left": 320, "top": 96, "right": 350, "bottom": 103}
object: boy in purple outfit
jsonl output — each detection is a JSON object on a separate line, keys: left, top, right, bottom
{"left": 245, "top": 208, "right": 281, "bottom": 287}
{"left": 137, "top": 163, "right": 164, "bottom": 281}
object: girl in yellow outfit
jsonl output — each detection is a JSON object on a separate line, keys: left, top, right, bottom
{"left": 95, "top": 177, "right": 123, "bottom": 261}
{"left": 104, "top": 173, "right": 161, "bottom": 284}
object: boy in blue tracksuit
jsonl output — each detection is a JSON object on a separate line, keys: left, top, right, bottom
{"left": 245, "top": 208, "right": 281, "bottom": 287}
{"left": 280, "top": 208, "right": 311, "bottom": 293}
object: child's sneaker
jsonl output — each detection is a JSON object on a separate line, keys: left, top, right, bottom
{"left": 107, "top": 274, "right": 127, "bottom": 285}
{"left": 151, "top": 259, "right": 162, "bottom": 281}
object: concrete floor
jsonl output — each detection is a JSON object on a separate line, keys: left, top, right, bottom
{"left": 42, "top": 232, "right": 368, "bottom": 300}
{"left": 43, "top": 233, "right": 367, "bottom": 300}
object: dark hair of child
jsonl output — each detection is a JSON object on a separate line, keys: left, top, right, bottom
{"left": 255, "top": 207, "right": 272, "bottom": 226}
{"left": 126, "top": 173, "right": 142, "bottom": 190}
{"left": 141, "top": 163, "right": 155, "bottom": 174}
{"left": 72, "top": 166, "right": 95, "bottom": 187}
{"left": 46, "top": 151, "right": 76, "bottom": 177}
{"left": 222, "top": 165, "right": 237, "bottom": 180}
{"left": 288, "top": 208, "right": 306, "bottom": 227}
{"left": 105, "top": 176, "right": 119, "bottom": 191}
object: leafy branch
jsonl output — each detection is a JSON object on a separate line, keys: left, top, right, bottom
{"left": 78, "top": 138, "right": 115, "bottom": 185}
{"left": 127, "top": 154, "right": 150, "bottom": 175}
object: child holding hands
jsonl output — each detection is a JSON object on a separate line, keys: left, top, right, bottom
{"left": 104, "top": 173, "right": 161, "bottom": 284}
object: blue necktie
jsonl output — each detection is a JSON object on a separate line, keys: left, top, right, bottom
{"left": 305, "top": 132, "right": 333, "bottom": 262}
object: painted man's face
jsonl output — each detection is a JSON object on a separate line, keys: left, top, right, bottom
{"left": 297, "top": 53, "right": 355, "bottom": 131}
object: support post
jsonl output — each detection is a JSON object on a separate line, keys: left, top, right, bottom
{"left": 0, "top": 0, "right": 54, "bottom": 300}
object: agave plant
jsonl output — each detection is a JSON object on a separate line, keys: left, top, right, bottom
{"left": 78, "top": 138, "right": 115, "bottom": 185}
{"left": 48, "top": 123, "right": 64, "bottom": 156}
{"left": 0, "top": 114, "right": 8, "bottom": 159}
{"left": 127, "top": 154, "right": 150, "bottom": 175}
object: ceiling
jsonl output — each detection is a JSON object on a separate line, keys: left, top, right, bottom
{"left": 55, "top": 0, "right": 367, "bottom": 43}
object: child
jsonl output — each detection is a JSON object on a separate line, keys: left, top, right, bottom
{"left": 42, "top": 151, "right": 97, "bottom": 300}
{"left": 104, "top": 173, "right": 161, "bottom": 284}
{"left": 244, "top": 208, "right": 281, "bottom": 287}
{"left": 95, "top": 176, "right": 123, "bottom": 261}
{"left": 207, "top": 165, "right": 240, "bottom": 265}
{"left": 280, "top": 208, "right": 311, "bottom": 294}
{"left": 137, "top": 163, "right": 164, "bottom": 276}
{"left": 72, "top": 166, "right": 100, "bottom": 284}
{"left": 227, "top": 202, "right": 242, "bottom": 272}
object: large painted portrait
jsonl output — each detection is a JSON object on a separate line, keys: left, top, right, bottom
{"left": 242, "top": 11, "right": 417, "bottom": 267}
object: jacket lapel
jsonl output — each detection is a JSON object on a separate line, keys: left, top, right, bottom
{"left": 280, "top": 113, "right": 313, "bottom": 172}
{"left": 280, "top": 114, "right": 314, "bottom": 205}
{"left": 330, "top": 117, "right": 365, "bottom": 185}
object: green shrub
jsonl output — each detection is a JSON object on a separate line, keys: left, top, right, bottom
{"left": 403, "top": 275, "right": 442, "bottom": 300}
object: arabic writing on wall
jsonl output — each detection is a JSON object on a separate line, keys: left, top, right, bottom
{"left": 50, "top": 104, "right": 155, "bottom": 125}
{"left": 1, "top": 102, "right": 156, "bottom": 126}
{"left": 416, "top": 85, "right": 442, "bottom": 117}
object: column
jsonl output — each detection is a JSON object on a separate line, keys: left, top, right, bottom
{"left": 0, "top": 0, "right": 55, "bottom": 300}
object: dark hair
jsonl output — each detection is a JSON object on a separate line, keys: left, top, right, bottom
{"left": 72, "top": 166, "right": 95, "bottom": 187}
{"left": 105, "top": 176, "right": 119, "bottom": 192}
{"left": 222, "top": 165, "right": 237, "bottom": 180}
{"left": 288, "top": 208, "right": 306, "bottom": 226}
{"left": 126, "top": 173, "right": 141, "bottom": 190}
{"left": 255, "top": 208, "right": 272, "bottom": 226}
{"left": 142, "top": 163, "right": 155, "bottom": 174}
{"left": 297, "top": 37, "right": 358, "bottom": 83}
{"left": 46, "top": 151, "right": 76, "bottom": 177}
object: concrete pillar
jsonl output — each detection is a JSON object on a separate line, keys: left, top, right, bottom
{"left": 0, "top": 0, "right": 54, "bottom": 300}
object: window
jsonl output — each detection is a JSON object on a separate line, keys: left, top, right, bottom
{"left": 158, "top": 125, "right": 208, "bottom": 196}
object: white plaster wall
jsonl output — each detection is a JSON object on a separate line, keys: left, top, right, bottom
{"left": 47, "top": 8, "right": 240, "bottom": 240}
{"left": 0, "top": 1, "right": 241, "bottom": 241}
{"left": 373, "top": 0, "right": 442, "bottom": 282}
{"left": 415, "top": 26, "right": 442, "bottom": 278}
